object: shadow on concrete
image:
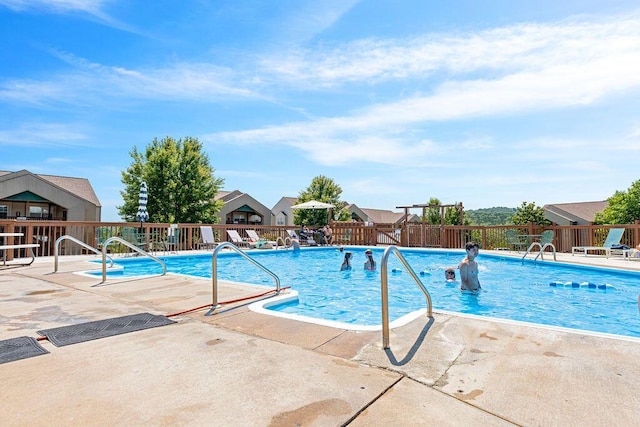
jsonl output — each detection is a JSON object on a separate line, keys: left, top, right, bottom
{"left": 384, "top": 316, "right": 434, "bottom": 366}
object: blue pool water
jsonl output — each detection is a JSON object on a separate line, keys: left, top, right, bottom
{"left": 88, "top": 247, "right": 640, "bottom": 338}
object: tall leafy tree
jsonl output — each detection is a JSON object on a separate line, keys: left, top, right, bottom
{"left": 118, "top": 136, "right": 224, "bottom": 223}
{"left": 594, "top": 180, "right": 640, "bottom": 224}
{"left": 511, "top": 201, "right": 550, "bottom": 226}
{"left": 422, "top": 197, "right": 467, "bottom": 225}
{"left": 294, "top": 175, "right": 343, "bottom": 226}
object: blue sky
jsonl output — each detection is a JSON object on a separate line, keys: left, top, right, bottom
{"left": 1, "top": 1, "right": 640, "bottom": 221}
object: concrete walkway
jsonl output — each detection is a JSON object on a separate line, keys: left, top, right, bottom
{"left": 1, "top": 250, "right": 640, "bottom": 426}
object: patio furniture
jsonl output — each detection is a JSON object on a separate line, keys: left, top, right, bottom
{"left": 287, "top": 229, "right": 316, "bottom": 246}
{"left": 162, "top": 225, "right": 180, "bottom": 254}
{"left": 95, "top": 227, "right": 112, "bottom": 249}
{"left": 121, "top": 227, "right": 147, "bottom": 252}
{"left": 572, "top": 228, "right": 625, "bottom": 257}
{"left": 227, "top": 230, "right": 256, "bottom": 248}
{"left": 506, "top": 230, "right": 528, "bottom": 252}
{"left": 198, "top": 226, "right": 217, "bottom": 250}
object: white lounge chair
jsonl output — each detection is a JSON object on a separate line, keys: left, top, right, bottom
{"left": 226, "top": 230, "right": 256, "bottom": 248}
{"left": 572, "top": 228, "right": 625, "bottom": 257}
{"left": 246, "top": 230, "right": 276, "bottom": 249}
{"left": 198, "top": 226, "right": 217, "bottom": 250}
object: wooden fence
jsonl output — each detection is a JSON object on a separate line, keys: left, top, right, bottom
{"left": 1, "top": 220, "right": 640, "bottom": 261}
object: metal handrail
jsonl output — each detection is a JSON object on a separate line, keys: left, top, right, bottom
{"left": 534, "top": 243, "right": 557, "bottom": 262}
{"left": 100, "top": 237, "right": 166, "bottom": 282}
{"left": 521, "top": 242, "right": 539, "bottom": 262}
{"left": 54, "top": 235, "right": 114, "bottom": 272}
{"left": 274, "top": 236, "right": 287, "bottom": 250}
{"left": 380, "top": 245, "right": 432, "bottom": 349}
{"left": 206, "top": 242, "right": 281, "bottom": 316}
{"left": 522, "top": 242, "right": 557, "bottom": 263}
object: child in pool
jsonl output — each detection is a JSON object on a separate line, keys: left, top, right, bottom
{"left": 445, "top": 268, "right": 456, "bottom": 283}
{"left": 364, "top": 249, "right": 376, "bottom": 271}
{"left": 340, "top": 251, "right": 353, "bottom": 271}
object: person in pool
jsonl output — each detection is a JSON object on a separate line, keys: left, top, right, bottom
{"left": 364, "top": 248, "right": 376, "bottom": 271}
{"left": 445, "top": 268, "right": 456, "bottom": 283}
{"left": 288, "top": 237, "right": 300, "bottom": 252}
{"left": 459, "top": 241, "right": 481, "bottom": 291}
{"left": 340, "top": 251, "right": 353, "bottom": 271}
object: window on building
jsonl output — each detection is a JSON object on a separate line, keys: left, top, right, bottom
{"left": 29, "top": 206, "right": 49, "bottom": 218}
{"left": 0, "top": 205, "right": 7, "bottom": 218}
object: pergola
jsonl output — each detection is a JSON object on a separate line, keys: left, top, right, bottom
{"left": 396, "top": 203, "right": 464, "bottom": 247}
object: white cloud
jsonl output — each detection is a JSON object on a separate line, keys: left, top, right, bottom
{"left": 0, "top": 122, "right": 88, "bottom": 147}
{"left": 0, "top": 52, "right": 260, "bottom": 106}
{"left": 0, "top": 0, "right": 143, "bottom": 34}
{"left": 0, "top": 0, "right": 107, "bottom": 14}
{"left": 258, "top": 12, "right": 640, "bottom": 87}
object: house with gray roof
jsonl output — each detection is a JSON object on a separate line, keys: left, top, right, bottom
{"left": 215, "top": 190, "right": 272, "bottom": 225}
{"left": 346, "top": 204, "right": 419, "bottom": 225}
{"left": 271, "top": 196, "right": 297, "bottom": 226}
{"left": 0, "top": 170, "right": 101, "bottom": 221}
{"left": 543, "top": 201, "right": 608, "bottom": 225}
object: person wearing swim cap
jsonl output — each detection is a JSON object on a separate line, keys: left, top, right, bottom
{"left": 364, "top": 248, "right": 376, "bottom": 271}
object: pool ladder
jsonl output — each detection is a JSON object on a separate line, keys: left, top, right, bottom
{"left": 54, "top": 234, "right": 115, "bottom": 272}
{"left": 206, "top": 242, "right": 281, "bottom": 316}
{"left": 522, "top": 242, "right": 557, "bottom": 263}
{"left": 380, "top": 246, "right": 432, "bottom": 349}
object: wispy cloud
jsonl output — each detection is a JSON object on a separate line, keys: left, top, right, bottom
{"left": 0, "top": 0, "right": 141, "bottom": 33}
{"left": 0, "top": 50, "right": 261, "bottom": 107}
{"left": 208, "top": 11, "right": 640, "bottom": 166}
{"left": 273, "top": 0, "right": 361, "bottom": 45}
{"left": 0, "top": 122, "right": 89, "bottom": 147}
{"left": 259, "top": 12, "right": 640, "bottom": 87}
{"left": 0, "top": 0, "right": 107, "bottom": 14}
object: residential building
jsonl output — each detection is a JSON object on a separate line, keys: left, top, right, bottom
{"left": 271, "top": 196, "right": 297, "bottom": 226}
{"left": 543, "top": 201, "right": 608, "bottom": 225}
{"left": 0, "top": 169, "right": 101, "bottom": 221}
{"left": 215, "top": 190, "right": 272, "bottom": 225}
{"left": 345, "top": 204, "right": 419, "bottom": 225}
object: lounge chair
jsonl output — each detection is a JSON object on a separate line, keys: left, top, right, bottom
{"left": 161, "top": 225, "right": 180, "bottom": 254}
{"left": 198, "top": 225, "right": 217, "bottom": 250}
{"left": 246, "top": 230, "right": 275, "bottom": 249}
{"left": 226, "top": 230, "right": 256, "bottom": 248}
{"left": 506, "top": 230, "right": 528, "bottom": 252}
{"left": 572, "top": 228, "right": 625, "bottom": 257}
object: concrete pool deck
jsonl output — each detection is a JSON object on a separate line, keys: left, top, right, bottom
{"left": 2, "top": 249, "right": 640, "bottom": 425}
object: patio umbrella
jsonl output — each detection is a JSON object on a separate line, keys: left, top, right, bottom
{"left": 291, "top": 200, "right": 335, "bottom": 209}
{"left": 291, "top": 200, "right": 335, "bottom": 225}
{"left": 135, "top": 181, "right": 149, "bottom": 228}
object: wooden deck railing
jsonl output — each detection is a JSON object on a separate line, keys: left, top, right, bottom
{"left": 1, "top": 220, "right": 639, "bottom": 261}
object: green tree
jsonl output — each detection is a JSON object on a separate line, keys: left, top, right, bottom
{"left": 465, "top": 207, "right": 515, "bottom": 225}
{"left": 421, "top": 198, "right": 467, "bottom": 225}
{"left": 118, "top": 136, "right": 224, "bottom": 223}
{"left": 294, "top": 175, "right": 343, "bottom": 226}
{"left": 424, "top": 197, "right": 443, "bottom": 225}
{"left": 511, "top": 201, "right": 550, "bottom": 226}
{"left": 594, "top": 180, "right": 640, "bottom": 224}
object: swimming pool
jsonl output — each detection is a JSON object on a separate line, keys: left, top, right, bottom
{"left": 87, "top": 247, "right": 640, "bottom": 338}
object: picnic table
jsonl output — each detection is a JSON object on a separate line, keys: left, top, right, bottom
{"left": 0, "top": 232, "right": 39, "bottom": 266}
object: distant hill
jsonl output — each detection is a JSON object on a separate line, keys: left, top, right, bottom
{"left": 465, "top": 207, "right": 515, "bottom": 225}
